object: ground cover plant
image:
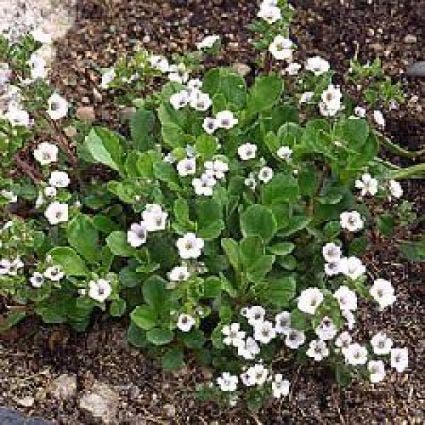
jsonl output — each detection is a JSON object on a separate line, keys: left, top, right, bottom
{"left": 0, "top": 0, "right": 423, "bottom": 414}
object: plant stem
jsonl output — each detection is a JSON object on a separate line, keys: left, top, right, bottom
{"left": 374, "top": 130, "right": 425, "bottom": 159}
{"left": 390, "top": 163, "right": 425, "bottom": 180}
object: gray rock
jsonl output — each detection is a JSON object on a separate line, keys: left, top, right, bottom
{"left": 406, "top": 62, "right": 425, "bottom": 77}
{"left": 0, "top": 408, "right": 50, "bottom": 425}
{"left": 76, "top": 106, "right": 96, "bottom": 122}
{"left": 49, "top": 374, "right": 77, "bottom": 400}
{"left": 79, "top": 382, "right": 119, "bottom": 424}
{"left": 403, "top": 34, "right": 417, "bottom": 44}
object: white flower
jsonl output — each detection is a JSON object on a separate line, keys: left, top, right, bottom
{"left": 31, "top": 28, "right": 52, "bottom": 44}
{"left": 176, "top": 233, "right": 204, "bottom": 259}
{"left": 284, "top": 329, "right": 306, "bottom": 349}
{"left": 168, "top": 265, "right": 190, "bottom": 283}
{"left": 244, "top": 305, "right": 266, "bottom": 326}
{"left": 88, "top": 278, "right": 111, "bottom": 303}
{"left": 276, "top": 145, "right": 293, "bottom": 160}
{"left": 342, "top": 309, "right": 356, "bottom": 330}
{"left": 321, "top": 84, "right": 342, "bottom": 110}
{"left": 322, "top": 242, "right": 341, "bottom": 263}
{"left": 192, "top": 173, "right": 217, "bottom": 196}
{"left": 355, "top": 173, "right": 378, "bottom": 197}
{"left": 340, "top": 211, "right": 364, "bottom": 232}
{"left": 44, "top": 201, "right": 69, "bottom": 225}
{"left": 204, "top": 160, "right": 229, "bottom": 180}
{"left": 30, "top": 272, "right": 44, "bottom": 288}
{"left": 6, "top": 257, "right": 24, "bottom": 276}
{"left": 149, "top": 55, "right": 169, "bottom": 73}
{"left": 142, "top": 204, "right": 168, "bottom": 232}
{"left": 237, "top": 337, "right": 260, "bottom": 360}
{"left": 246, "top": 364, "right": 269, "bottom": 386}
{"left": 286, "top": 62, "right": 301, "bottom": 75}
{"left": 48, "top": 170, "right": 70, "bottom": 188}
{"left": 28, "top": 53, "right": 47, "bottom": 80}
{"left": 370, "top": 332, "right": 393, "bottom": 355}
{"left": 100, "top": 68, "right": 115, "bottom": 89}
{"left": 217, "top": 372, "right": 238, "bottom": 392}
{"left": 324, "top": 261, "right": 343, "bottom": 276}
{"left": 335, "top": 331, "right": 352, "bottom": 354}
{"left": 170, "top": 90, "right": 189, "bottom": 110}
{"left": 196, "top": 34, "right": 220, "bottom": 50}
{"left": 127, "top": 222, "right": 148, "bottom": 247}
{"left": 5, "top": 104, "right": 30, "bottom": 127}
{"left": 222, "top": 323, "right": 246, "bottom": 348}
{"left": 216, "top": 110, "right": 238, "bottom": 129}
{"left": 373, "top": 110, "right": 385, "bottom": 127}
{"left": 334, "top": 286, "right": 357, "bottom": 311}
{"left": 258, "top": 166, "right": 273, "bottom": 183}
{"left": 189, "top": 91, "right": 212, "bottom": 111}
{"left": 253, "top": 320, "right": 276, "bottom": 344}
{"left": 238, "top": 143, "right": 257, "bottom": 160}
{"left": 272, "top": 374, "right": 290, "bottom": 398}
{"left": 268, "top": 36, "right": 293, "bottom": 61}
{"left": 390, "top": 347, "right": 408, "bottom": 372}
{"left": 244, "top": 175, "right": 257, "bottom": 191}
{"left": 168, "top": 63, "right": 189, "bottom": 84}
{"left": 257, "top": 5, "right": 282, "bottom": 24}
{"left": 306, "top": 339, "right": 329, "bottom": 361}
{"left": 354, "top": 106, "right": 366, "bottom": 118}
{"left": 300, "top": 91, "right": 314, "bottom": 104}
{"left": 33, "top": 142, "right": 58, "bottom": 165}
{"left": 368, "top": 360, "right": 386, "bottom": 383}
{"left": 177, "top": 313, "right": 196, "bottom": 332}
{"left": 44, "top": 186, "right": 57, "bottom": 198}
{"left": 44, "top": 265, "right": 64, "bottom": 281}
{"left": 202, "top": 117, "right": 218, "bottom": 134}
{"left": 275, "top": 311, "right": 291, "bottom": 334}
{"left": 315, "top": 316, "right": 337, "bottom": 341}
{"left": 344, "top": 343, "right": 368, "bottom": 365}
{"left": 388, "top": 179, "right": 403, "bottom": 199}
{"left": 305, "top": 56, "right": 330, "bottom": 76}
{"left": 370, "top": 278, "right": 396, "bottom": 310}
{"left": 177, "top": 157, "right": 196, "bottom": 177}
{"left": 1, "top": 190, "right": 17, "bottom": 203}
{"left": 47, "top": 93, "right": 68, "bottom": 120}
{"left": 0, "top": 259, "right": 11, "bottom": 275}
{"left": 297, "top": 287, "right": 323, "bottom": 315}
{"left": 340, "top": 256, "right": 366, "bottom": 280}
{"left": 319, "top": 101, "right": 341, "bottom": 117}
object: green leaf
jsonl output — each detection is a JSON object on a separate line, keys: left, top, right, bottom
{"left": 221, "top": 238, "right": 240, "bottom": 271}
{"left": 146, "top": 328, "right": 174, "bottom": 345}
{"left": 93, "top": 214, "right": 120, "bottom": 234}
{"left": 127, "top": 322, "right": 147, "bottom": 348}
{"left": 262, "top": 173, "right": 299, "bottom": 205}
{"left": 398, "top": 237, "right": 425, "bottom": 262}
{"left": 142, "top": 275, "right": 168, "bottom": 312}
{"left": 195, "top": 134, "right": 218, "bottom": 159}
{"left": 377, "top": 214, "right": 395, "bottom": 237}
{"left": 67, "top": 214, "right": 99, "bottom": 263}
{"left": 48, "top": 247, "right": 88, "bottom": 276}
{"left": 181, "top": 329, "right": 206, "bottom": 349}
{"left": 279, "top": 215, "right": 311, "bottom": 238}
{"left": 259, "top": 276, "right": 296, "bottom": 307}
{"left": 290, "top": 309, "right": 308, "bottom": 331}
{"left": 153, "top": 161, "right": 180, "bottom": 190}
{"left": 157, "top": 102, "right": 188, "bottom": 148}
{"left": 267, "top": 242, "right": 295, "bottom": 256}
{"left": 246, "top": 255, "right": 275, "bottom": 281}
{"left": 247, "top": 74, "right": 283, "bottom": 115}
{"left": 196, "top": 198, "right": 224, "bottom": 240}
{"left": 239, "top": 236, "right": 264, "bottom": 268}
{"left": 161, "top": 347, "right": 185, "bottom": 370}
{"left": 240, "top": 204, "right": 277, "bottom": 242}
{"left": 109, "top": 299, "right": 126, "bottom": 317}
{"left": 0, "top": 311, "right": 26, "bottom": 333}
{"left": 130, "top": 305, "right": 157, "bottom": 330}
{"left": 130, "top": 108, "right": 156, "bottom": 151}
{"left": 106, "top": 231, "right": 137, "bottom": 257}
{"left": 84, "top": 127, "right": 124, "bottom": 172}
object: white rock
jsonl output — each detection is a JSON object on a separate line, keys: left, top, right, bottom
{"left": 49, "top": 374, "right": 77, "bottom": 400}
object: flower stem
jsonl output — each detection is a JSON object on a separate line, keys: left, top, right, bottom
{"left": 390, "top": 163, "right": 425, "bottom": 180}
{"left": 374, "top": 130, "right": 425, "bottom": 159}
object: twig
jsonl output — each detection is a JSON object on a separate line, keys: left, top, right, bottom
{"left": 374, "top": 130, "right": 425, "bottom": 160}
{"left": 13, "top": 152, "right": 41, "bottom": 183}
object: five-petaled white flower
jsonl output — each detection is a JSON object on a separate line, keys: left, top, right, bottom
{"left": 237, "top": 337, "right": 260, "bottom": 360}
{"left": 47, "top": 93, "right": 68, "bottom": 120}
{"left": 44, "top": 265, "right": 64, "bottom": 281}
{"left": 322, "top": 242, "right": 342, "bottom": 263}
{"left": 275, "top": 311, "right": 291, "bottom": 334}
{"left": 149, "top": 55, "right": 170, "bottom": 73}
{"left": 48, "top": 170, "right": 70, "bottom": 188}
{"left": 238, "top": 143, "right": 257, "bottom": 161}
{"left": 370, "top": 278, "right": 396, "bottom": 310}
{"left": 334, "top": 285, "right": 358, "bottom": 311}
{"left": 370, "top": 332, "right": 393, "bottom": 355}
{"left": 222, "top": 323, "right": 246, "bottom": 348}
{"left": 168, "top": 265, "right": 190, "bottom": 283}
{"left": 30, "top": 272, "right": 45, "bottom": 288}
{"left": 305, "top": 56, "right": 330, "bottom": 76}
{"left": 390, "top": 347, "right": 408, "bottom": 372}
{"left": 354, "top": 106, "right": 366, "bottom": 118}
{"left": 306, "top": 339, "right": 329, "bottom": 361}
{"left": 335, "top": 331, "right": 352, "bottom": 355}
{"left": 189, "top": 90, "right": 212, "bottom": 111}
{"left": 170, "top": 90, "right": 189, "bottom": 110}
{"left": 272, "top": 374, "right": 290, "bottom": 398}
{"left": 196, "top": 34, "right": 220, "bottom": 50}
{"left": 268, "top": 35, "right": 293, "bottom": 61}
{"left": 100, "top": 68, "right": 116, "bottom": 89}
{"left": 176, "top": 233, "right": 204, "bottom": 259}
{"left": 355, "top": 173, "right": 378, "bottom": 197}
{"left": 142, "top": 204, "right": 168, "bottom": 232}
{"left": 177, "top": 313, "right": 196, "bottom": 332}
{"left": 258, "top": 166, "right": 274, "bottom": 183}
{"left": 257, "top": 5, "right": 282, "bottom": 24}
{"left": 88, "top": 278, "right": 112, "bottom": 303}
{"left": 276, "top": 145, "right": 293, "bottom": 160}
{"left": 33, "top": 142, "right": 59, "bottom": 165}
{"left": 340, "top": 211, "right": 364, "bottom": 232}
{"left": 344, "top": 343, "right": 368, "bottom": 365}
{"left": 243, "top": 305, "right": 266, "bottom": 326}
{"left": 28, "top": 53, "right": 47, "bottom": 80}
{"left": 253, "top": 320, "right": 276, "bottom": 344}
{"left": 177, "top": 157, "right": 196, "bottom": 177}
{"left": 373, "top": 110, "right": 385, "bottom": 127}
{"left": 127, "top": 222, "right": 148, "bottom": 247}
{"left": 315, "top": 316, "right": 337, "bottom": 341}
{"left": 340, "top": 256, "right": 366, "bottom": 280}
{"left": 192, "top": 173, "right": 217, "bottom": 196}
{"left": 388, "top": 179, "right": 403, "bottom": 199}
{"left": 202, "top": 117, "right": 218, "bottom": 134}
{"left": 44, "top": 201, "right": 69, "bottom": 225}
{"left": 368, "top": 360, "right": 386, "bottom": 383}
{"left": 216, "top": 110, "right": 238, "bottom": 129}
{"left": 285, "top": 329, "right": 306, "bottom": 349}
{"left": 5, "top": 104, "right": 30, "bottom": 127}
{"left": 298, "top": 287, "right": 323, "bottom": 315}
{"left": 217, "top": 372, "right": 238, "bottom": 392}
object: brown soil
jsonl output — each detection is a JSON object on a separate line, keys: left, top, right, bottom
{"left": 1, "top": 1, "right": 424, "bottom": 424}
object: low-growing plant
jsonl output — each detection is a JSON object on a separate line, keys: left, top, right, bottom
{"left": 0, "top": 0, "right": 422, "bottom": 411}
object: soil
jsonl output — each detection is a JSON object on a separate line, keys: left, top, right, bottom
{"left": 1, "top": 0, "right": 424, "bottom": 424}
